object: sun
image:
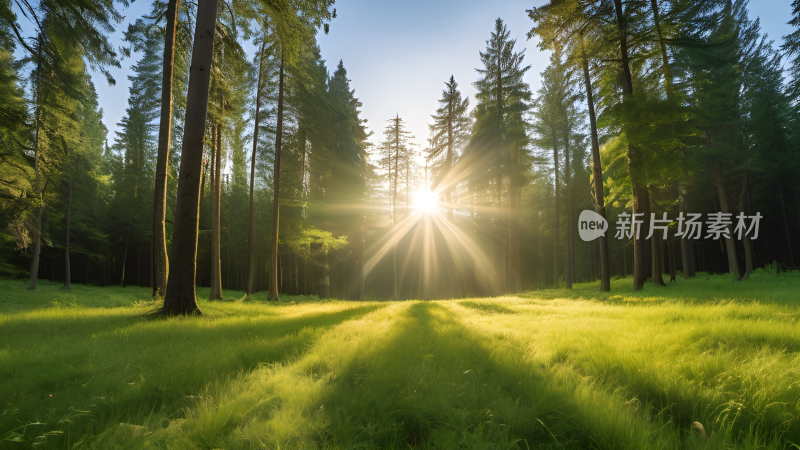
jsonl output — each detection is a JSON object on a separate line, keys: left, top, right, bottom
{"left": 414, "top": 190, "right": 438, "bottom": 213}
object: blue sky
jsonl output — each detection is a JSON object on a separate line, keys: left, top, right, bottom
{"left": 68, "top": 1, "right": 798, "bottom": 149}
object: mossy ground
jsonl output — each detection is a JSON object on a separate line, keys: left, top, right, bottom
{"left": 1, "top": 271, "right": 799, "bottom": 449}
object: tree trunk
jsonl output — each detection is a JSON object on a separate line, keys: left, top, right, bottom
{"left": 63, "top": 177, "right": 73, "bottom": 289}
{"left": 650, "top": 0, "right": 673, "bottom": 98}
{"left": 629, "top": 168, "right": 651, "bottom": 291}
{"left": 323, "top": 251, "right": 330, "bottom": 298}
{"left": 615, "top": 0, "right": 651, "bottom": 290}
{"left": 496, "top": 177, "right": 505, "bottom": 293}
{"left": 778, "top": 186, "right": 795, "bottom": 267}
{"left": 552, "top": 132, "right": 560, "bottom": 289}
{"left": 199, "top": 157, "right": 208, "bottom": 210}
{"left": 267, "top": 57, "right": 285, "bottom": 302}
{"left": 392, "top": 115, "right": 399, "bottom": 300}
{"left": 162, "top": 0, "right": 219, "bottom": 315}
{"left": 508, "top": 148, "right": 520, "bottom": 292}
{"left": 651, "top": 230, "right": 666, "bottom": 286}
{"left": 226, "top": 176, "right": 230, "bottom": 290}
{"left": 226, "top": 184, "right": 230, "bottom": 290}
{"left": 563, "top": 127, "right": 574, "bottom": 290}
{"left": 446, "top": 108, "right": 454, "bottom": 220}
{"left": 536, "top": 223, "right": 543, "bottom": 289}
{"left": 360, "top": 220, "right": 365, "bottom": 300}
{"left": 28, "top": 43, "right": 43, "bottom": 291}
{"left": 712, "top": 164, "right": 740, "bottom": 281}
{"left": 741, "top": 235, "right": 753, "bottom": 280}
{"left": 246, "top": 44, "right": 265, "bottom": 298}
{"left": 623, "top": 243, "right": 627, "bottom": 278}
{"left": 121, "top": 229, "right": 130, "bottom": 287}
{"left": 668, "top": 240, "right": 677, "bottom": 282}
{"left": 613, "top": 0, "right": 634, "bottom": 94}
{"left": 210, "top": 122, "right": 223, "bottom": 300}
{"left": 679, "top": 191, "right": 696, "bottom": 278}
{"left": 28, "top": 207, "right": 43, "bottom": 290}
{"left": 246, "top": 44, "right": 266, "bottom": 297}
{"left": 508, "top": 184, "right": 520, "bottom": 292}
{"left": 738, "top": 163, "right": 753, "bottom": 280}
{"left": 152, "top": 0, "right": 179, "bottom": 298}
{"left": 470, "top": 183, "right": 476, "bottom": 225}
{"left": 581, "top": 42, "right": 610, "bottom": 291}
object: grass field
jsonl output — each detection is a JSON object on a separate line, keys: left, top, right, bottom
{"left": 1, "top": 271, "right": 799, "bottom": 449}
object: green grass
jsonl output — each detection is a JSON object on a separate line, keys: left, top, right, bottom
{"left": 1, "top": 273, "right": 799, "bottom": 449}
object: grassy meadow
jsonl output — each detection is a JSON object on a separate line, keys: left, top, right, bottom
{"left": 1, "top": 272, "right": 799, "bottom": 449}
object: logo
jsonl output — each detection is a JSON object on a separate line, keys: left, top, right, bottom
{"left": 578, "top": 211, "right": 763, "bottom": 242}
{"left": 579, "top": 210, "right": 608, "bottom": 242}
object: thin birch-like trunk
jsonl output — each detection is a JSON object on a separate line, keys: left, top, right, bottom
{"left": 267, "top": 57, "right": 285, "bottom": 301}
{"left": 152, "top": 0, "right": 180, "bottom": 298}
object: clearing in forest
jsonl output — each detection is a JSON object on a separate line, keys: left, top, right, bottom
{"left": 1, "top": 273, "right": 799, "bottom": 449}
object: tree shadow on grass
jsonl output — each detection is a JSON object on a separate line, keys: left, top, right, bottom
{"left": 0, "top": 303, "right": 387, "bottom": 448}
{"left": 454, "top": 302, "right": 800, "bottom": 449}
{"left": 458, "top": 299, "right": 518, "bottom": 315}
{"left": 520, "top": 273, "right": 800, "bottom": 308}
{"left": 306, "top": 302, "right": 628, "bottom": 449}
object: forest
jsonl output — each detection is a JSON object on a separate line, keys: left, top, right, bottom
{"left": 2, "top": 0, "right": 800, "bottom": 447}
{"left": 0, "top": 0, "right": 799, "bottom": 308}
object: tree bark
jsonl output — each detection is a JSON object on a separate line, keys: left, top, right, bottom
{"left": 668, "top": 240, "right": 677, "bottom": 282}
{"left": 121, "top": 228, "right": 130, "bottom": 287}
{"left": 152, "top": 0, "right": 179, "bottom": 298}
{"left": 778, "top": 185, "right": 795, "bottom": 267}
{"left": 581, "top": 40, "right": 610, "bottom": 291}
{"left": 28, "top": 41, "right": 43, "bottom": 291}
{"left": 741, "top": 234, "right": 753, "bottom": 280}
{"left": 405, "top": 153, "right": 409, "bottom": 219}
{"left": 650, "top": 0, "right": 673, "bottom": 98}
{"left": 552, "top": 131, "right": 560, "bottom": 289}
{"left": 615, "top": 0, "right": 651, "bottom": 290}
{"left": 392, "top": 115, "right": 399, "bottom": 300}
{"left": 246, "top": 43, "right": 266, "bottom": 298}
{"left": 712, "top": 164, "right": 740, "bottom": 281}
{"left": 267, "top": 57, "right": 285, "bottom": 301}
{"left": 199, "top": 157, "right": 208, "bottom": 211}
{"left": 613, "top": 0, "right": 634, "bottom": 96}
{"left": 245, "top": 38, "right": 266, "bottom": 297}
{"left": 121, "top": 149, "right": 141, "bottom": 289}
{"left": 563, "top": 126, "right": 574, "bottom": 290}
{"left": 495, "top": 177, "right": 505, "bottom": 293}
{"left": 651, "top": 229, "right": 666, "bottom": 286}
{"left": 629, "top": 164, "right": 651, "bottom": 291}
{"left": 162, "top": 0, "right": 219, "bottom": 315}
{"left": 508, "top": 161, "right": 520, "bottom": 293}
{"left": 63, "top": 176, "right": 73, "bottom": 289}
{"left": 446, "top": 103, "right": 454, "bottom": 220}
{"left": 360, "top": 218, "right": 365, "bottom": 300}
{"left": 738, "top": 163, "right": 752, "bottom": 280}
{"left": 209, "top": 122, "right": 223, "bottom": 300}
{"left": 679, "top": 191, "right": 696, "bottom": 278}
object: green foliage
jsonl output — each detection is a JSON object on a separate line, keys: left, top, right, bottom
{"left": 0, "top": 44, "right": 31, "bottom": 253}
{"left": 426, "top": 75, "right": 471, "bottom": 188}
{"left": 376, "top": 115, "right": 416, "bottom": 221}
{"left": 782, "top": 0, "right": 800, "bottom": 103}
{"left": 13, "top": 0, "right": 125, "bottom": 85}
{"left": 466, "top": 18, "right": 531, "bottom": 191}
{"left": 46, "top": 79, "right": 110, "bottom": 266}
{"left": 283, "top": 225, "right": 347, "bottom": 260}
